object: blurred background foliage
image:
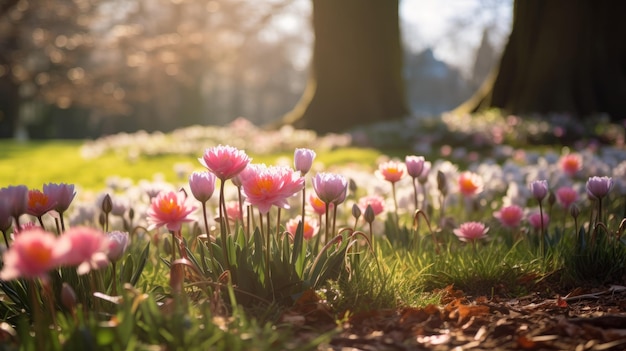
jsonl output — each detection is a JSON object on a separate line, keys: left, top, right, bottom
{"left": 0, "top": 0, "right": 511, "bottom": 139}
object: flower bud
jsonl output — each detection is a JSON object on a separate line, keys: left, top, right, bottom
{"left": 101, "top": 194, "right": 113, "bottom": 214}
{"left": 437, "top": 171, "right": 447, "bottom": 196}
{"left": 352, "top": 203, "right": 362, "bottom": 220}
{"left": 363, "top": 205, "right": 375, "bottom": 224}
{"left": 61, "top": 283, "right": 78, "bottom": 311}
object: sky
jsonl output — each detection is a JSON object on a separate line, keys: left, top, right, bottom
{"left": 400, "top": 0, "right": 512, "bottom": 76}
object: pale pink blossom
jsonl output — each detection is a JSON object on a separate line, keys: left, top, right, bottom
{"left": 458, "top": 171, "right": 484, "bottom": 197}
{"left": 529, "top": 180, "right": 549, "bottom": 202}
{"left": 43, "top": 183, "right": 76, "bottom": 213}
{"left": 376, "top": 161, "right": 406, "bottom": 183}
{"left": 241, "top": 164, "right": 304, "bottom": 214}
{"left": 189, "top": 171, "right": 216, "bottom": 203}
{"left": 26, "top": 189, "right": 57, "bottom": 218}
{"left": 1, "top": 185, "right": 28, "bottom": 220}
{"left": 357, "top": 195, "right": 385, "bottom": 217}
{"left": 308, "top": 193, "right": 331, "bottom": 216}
{"left": 555, "top": 186, "right": 578, "bottom": 209}
{"left": 294, "top": 148, "right": 316, "bottom": 175}
{"left": 405, "top": 155, "right": 425, "bottom": 178}
{"left": 0, "top": 228, "right": 70, "bottom": 281}
{"left": 559, "top": 154, "right": 582, "bottom": 176}
{"left": 528, "top": 212, "right": 550, "bottom": 230}
{"left": 586, "top": 176, "right": 613, "bottom": 200}
{"left": 225, "top": 201, "right": 243, "bottom": 221}
{"left": 107, "top": 231, "right": 129, "bottom": 262}
{"left": 59, "top": 226, "right": 110, "bottom": 275}
{"left": 493, "top": 205, "right": 523, "bottom": 228}
{"left": 199, "top": 145, "right": 250, "bottom": 180}
{"left": 312, "top": 172, "right": 348, "bottom": 205}
{"left": 453, "top": 222, "right": 489, "bottom": 242}
{"left": 286, "top": 216, "right": 319, "bottom": 240}
{"left": 147, "top": 190, "right": 197, "bottom": 231}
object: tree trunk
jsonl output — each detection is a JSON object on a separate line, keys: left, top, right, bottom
{"left": 282, "top": 0, "right": 408, "bottom": 134}
{"left": 456, "top": 0, "right": 626, "bottom": 120}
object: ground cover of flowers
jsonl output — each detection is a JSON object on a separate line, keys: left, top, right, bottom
{"left": 1, "top": 115, "right": 626, "bottom": 350}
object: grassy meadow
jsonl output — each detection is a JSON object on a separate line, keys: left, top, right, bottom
{"left": 1, "top": 116, "right": 626, "bottom": 350}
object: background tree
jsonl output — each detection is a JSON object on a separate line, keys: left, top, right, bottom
{"left": 456, "top": 0, "right": 626, "bottom": 120}
{"left": 283, "top": 0, "right": 408, "bottom": 134}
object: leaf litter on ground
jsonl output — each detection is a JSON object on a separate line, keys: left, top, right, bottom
{"left": 285, "top": 285, "right": 626, "bottom": 350}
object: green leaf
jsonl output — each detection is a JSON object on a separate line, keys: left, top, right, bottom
{"left": 130, "top": 243, "right": 150, "bottom": 286}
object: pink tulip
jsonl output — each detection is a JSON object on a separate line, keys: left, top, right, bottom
{"left": 286, "top": 216, "right": 319, "bottom": 240}
{"left": 586, "top": 176, "right": 613, "bottom": 200}
{"left": 493, "top": 205, "right": 523, "bottom": 228}
{"left": 0, "top": 228, "right": 70, "bottom": 281}
{"left": 453, "top": 222, "right": 489, "bottom": 242}
{"left": 529, "top": 180, "right": 549, "bottom": 202}
{"left": 555, "top": 186, "right": 578, "bottom": 209}
{"left": 241, "top": 164, "right": 304, "bottom": 214}
{"left": 147, "top": 190, "right": 196, "bottom": 231}
{"left": 0, "top": 196, "right": 12, "bottom": 232}
{"left": 199, "top": 145, "right": 250, "bottom": 180}
{"left": 376, "top": 161, "right": 406, "bottom": 183}
{"left": 458, "top": 171, "right": 483, "bottom": 197}
{"left": 312, "top": 172, "right": 348, "bottom": 205}
{"left": 358, "top": 195, "right": 385, "bottom": 217}
{"left": 43, "top": 183, "right": 76, "bottom": 213}
{"left": 1, "top": 185, "right": 28, "bottom": 220}
{"left": 26, "top": 189, "right": 57, "bottom": 218}
{"left": 189, "top": 171, "right": 216, "bottom": 203}
{"left": 528, "top": 212, "right": 550, "bottom": 230}
{"left": 59, "top": 226, "right": 110, "bottom": 275}
{"left": 308, "top": 193, "right": 331, "bottom": 216}
{"left": 107, "top": 231, "right": 129, "bottom": 262}
{"left": 559, "top": 154, "right": 582, "bottom": 177}
{"left": 294, "top": 148, "right": 316, "bottom": 175}
{"left": 405, "top": 155, "right": 425, "bottom": 178}
{"left": 225, "top": 201, "right": 243, "bottom": 221}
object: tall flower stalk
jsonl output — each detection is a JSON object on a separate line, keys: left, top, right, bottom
{"left": 530, "top": 180, "right": 549, "bottom": 256}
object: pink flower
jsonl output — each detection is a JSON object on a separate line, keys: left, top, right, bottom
{"left": 286, "top": 216, "right": 319, "bottom": 240}
{"left": 529, "top": 180, "right": 549, "bottom": 202}
{"left": 358, "top": 195, "right": 385, "bottom": 217}
{"left": 405, "top": 155, "right": 425, "bottom": 178}
{"left": 225, "top": 201, "right": 243, "bottom": 221}
{"left": 189, "top": 171, "right": 216, "bottom": 203}
{"left": 43, "top": 183, "right": 76, "bottom": 213}
{"left": 418, "top": 161, "right": 432, "bottom": 183}
{"left": 241, "top": 164, "right": 304, "bottom": 214}
{"left": 147, "top": 190, "right": 197, "bottom": 231}
{"left": 555, "top": 186, "right": 578, "bottom": 209}
{"left": 586, "top": 176, "right": 613, "bottom": 200}
{"left": 26, "top": 189, "right": 57, "bottom": 218}
{"left": 453, "top": 222, "right": 489, "bottom": 242}
{"left": 559, "top": 154, "right": 582, "bottom": 177}
{"left": 0, "top": 196, "right": 12, "bottom": 232}
{"left": 59, "top": 226, "right": 110, "bottom": 275}
{"left": 107, "top": 231, "right": 129, "bottom": 262}
{"left": 294, "top": 148, "right": 316, "bottom": 175}
{"left": 528, "top": 212, "right": 550, "bottom": 230}
{"left": 376, "top": 161, "right": 406, "bottom": 183}
{"left": 312, "top": 172, "right": 348, "bottom": 205}
{"left": 1, "top": 185, "right": 29, "bottom": 219}
{"left": 458, "top": 172, "right": 483, "bottom": 197}
{"left": 199, "top": 145, "right": 250, "bottom": 180}
{"left": 0, "top": 228, "right": 70, "bottom": 281}
{"left": 308, "top": 193, "right": 331, "bottom": 216}
{"left": 493, "top": 205, "right": 523, "bottom": 228}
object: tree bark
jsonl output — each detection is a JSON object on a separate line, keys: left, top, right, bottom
{"left": 282, "top": 0, "right": 408, "bottom": 134}
{"left": 456, "top": 0, "right": 626, "bottom": 121}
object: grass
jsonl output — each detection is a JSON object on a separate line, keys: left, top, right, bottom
{"left": 2, "top": 129, "right": 626, "bottom": 350}
{"left": 0, "top": 140, "right": 383, "bottom": 190}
